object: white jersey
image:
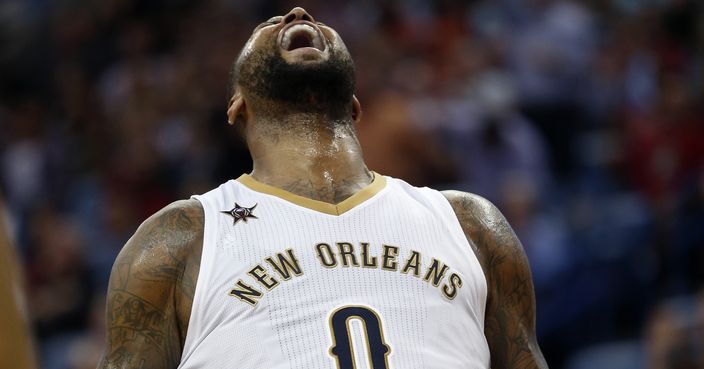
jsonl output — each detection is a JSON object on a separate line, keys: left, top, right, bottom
{"left": 179, "top": 173, "right": 489, "bottom": 369}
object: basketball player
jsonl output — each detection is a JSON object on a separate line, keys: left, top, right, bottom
{"left": 99, "top": 7, "right": 547, "bottom": 369}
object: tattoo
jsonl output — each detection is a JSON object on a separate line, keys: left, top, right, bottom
{"left": 103, "top": 291, "right": 176, "bottom": 368}
{"left": 443, "top": 191, "right": 548, "bottom": 369}
{"left": 99, "top": 199, "right": 204, "bottom": 369}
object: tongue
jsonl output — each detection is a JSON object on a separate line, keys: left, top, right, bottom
{"left": 288, "top": 34, "right": 313, "bottom": 50}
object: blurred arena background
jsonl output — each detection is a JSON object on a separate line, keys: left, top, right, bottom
{"left": 1, "top": 0, "right": 703, "bottom": 368}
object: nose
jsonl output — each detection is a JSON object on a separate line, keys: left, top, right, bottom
{"left": 283, "top": 7, "right": 315, "bottom": 24}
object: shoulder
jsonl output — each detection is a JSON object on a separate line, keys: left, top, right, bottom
{"left": 142, "top": 198, "right": 204, "bottom": 231}
{"left": 441, "top": 190, "right": 514, "bottom": 250}
{"left": 441, "top": 190, "right": 527, "bottom": 289}
{"left": 131, "top": 199, "right": 203, "bottom": 247}
{"left": 117, "top": 199, "right": 204, "bottom": 276}
{"left": 441, "top": 190, "right": 503, "bottom": 230}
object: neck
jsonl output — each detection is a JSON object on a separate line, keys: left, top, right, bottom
{"left": 247, "top": 113, "right": 373, "bottom": 204}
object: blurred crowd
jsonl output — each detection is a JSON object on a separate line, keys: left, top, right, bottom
{"left": 1, "top": 0, "right": 703, "bottom": 368}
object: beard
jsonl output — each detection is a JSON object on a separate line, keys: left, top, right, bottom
{"left": 236, "top": 39, "right": 356, "bottom": 119}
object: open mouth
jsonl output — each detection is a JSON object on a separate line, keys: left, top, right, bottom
{"left": 281, "top": 23, "right": 324, "bottom": 52}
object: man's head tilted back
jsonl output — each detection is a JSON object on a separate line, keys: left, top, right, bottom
{"left": 227, "top": 7, "right": 360, "bottom": 128}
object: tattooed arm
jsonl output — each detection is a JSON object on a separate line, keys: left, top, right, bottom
{"left": 98, "top": 199, "right": 203, "bottom": 369}
{"left": 443, "top": 191, "right": 547, "bottom": 369}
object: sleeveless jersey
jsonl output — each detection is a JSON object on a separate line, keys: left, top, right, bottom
{"left": 179, "top": 173, "right": 489, "bottom": 369}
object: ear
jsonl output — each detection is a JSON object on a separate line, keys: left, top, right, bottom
{"left": 352, "top": 95, "right": 362, "bottom": 124}
{"left": 227, "top": 91, "right": 247, "bottom": 125}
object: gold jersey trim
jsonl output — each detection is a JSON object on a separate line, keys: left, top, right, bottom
{"left": 237, "top": 172, "right": 386, "bottom": 216}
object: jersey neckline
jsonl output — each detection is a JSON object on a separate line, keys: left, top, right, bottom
{"left": 236, "top": 172, "right": 387, "bottom": 216}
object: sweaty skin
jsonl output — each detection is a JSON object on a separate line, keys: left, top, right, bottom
{"left": 98, "top": 7, "right": 547, "bottom": 369}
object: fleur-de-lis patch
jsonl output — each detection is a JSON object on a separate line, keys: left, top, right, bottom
{"left": 221, "top": 203, "right": 258, "bottom": 225}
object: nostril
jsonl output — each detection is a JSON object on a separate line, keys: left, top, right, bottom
{"left": 301, "top": 14, "right": 313, "bottom": 22}
{"left": 284, "top": 13, "right": 296, "bottom": 23}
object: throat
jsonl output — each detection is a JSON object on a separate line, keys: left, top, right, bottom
{"left": 247, "top": 114, "right": 372, "bottom": 204}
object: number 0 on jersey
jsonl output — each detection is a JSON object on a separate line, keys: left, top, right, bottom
{"left": 328, "top": 305, "right": 391, "bottom": 369}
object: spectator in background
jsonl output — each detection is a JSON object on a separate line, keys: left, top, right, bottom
{"left": 443, "top": 69, "right": 552, "bottom": 204}
{"left": 499, "top": 173, "right": 567, "bottom": 290}
{"left": 624, "top": 71, "right": 704, "bottom": 204}
{"left": 65, "top": 296, "right": 106, "bottom": 369}
{"left": 501, "top": 0, "right": 597, "bottom": 176}
{"left": 24, "top": 206, "right": 94, "bottom": 369}
{"left": 1, "top": 101, "right": 48, "bottom": 222}
{"left": 646, "top": 294, "right": 704, "bottom": 369}
{"left": 672, "top": 169, "right": 704, "bottom": 294}
{"left": 357, "top": 91, "right": 457, "bottom": 186}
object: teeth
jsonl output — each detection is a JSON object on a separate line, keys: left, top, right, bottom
{"left": 282, "top": 24, "right": 323, "bottom": 50}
